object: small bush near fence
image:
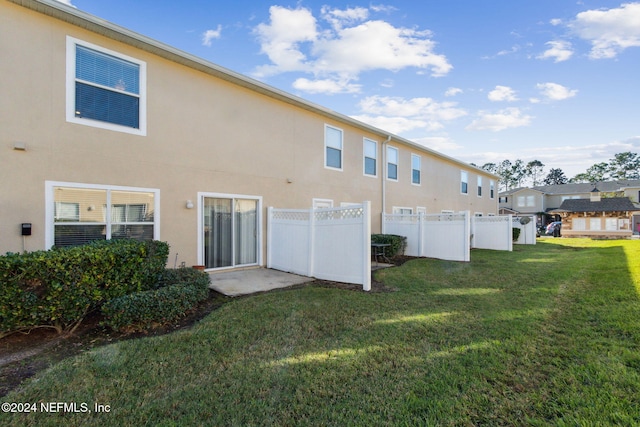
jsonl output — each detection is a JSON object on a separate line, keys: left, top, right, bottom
{"left": 101, "top": 268, "right": 210, "bottom": 332}
{"left": 512, "top": 227, "right": 522, "bottom": 242}
{"left": 371, "top": 234, "right": 407, "bottom": 257}
{"left": 0, "top": 240, "right": 169, "bottom": 336}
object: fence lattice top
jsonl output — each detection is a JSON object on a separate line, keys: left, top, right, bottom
{"left": 314, "top": 207, "right": 364, "bottom": 221}
{"left": 384, "top": 213, "right": 466, "bottom": 222}
{"left": 270, "top": 205, "right": 365, "bottom": 222}
{"left": 271, "top": 209, "right": 310, "bottom": 221}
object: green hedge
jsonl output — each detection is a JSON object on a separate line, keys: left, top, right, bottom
{"left": 512, "top": 227, "right": 522, "bottom": 242}
{"left": 101, "top": 268, "right": 210, "bottom": 332}
{"left": 0, "top": 239, "right": 169, "bottom": 335}
{"left": 371, "top": 234, "right": 407, "bottom": 257}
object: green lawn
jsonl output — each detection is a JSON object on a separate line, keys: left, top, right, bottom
{"left": 2, "top": 238, "right": 640, "bottom": 426}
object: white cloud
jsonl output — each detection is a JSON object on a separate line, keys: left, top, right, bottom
{"left": 569, "top": 2, "right": 640, "bottom": 59}
{"left": 292, "top": 78, "right": 361, "bottom": 94}
{"left": 202, "top": 26, "right": 222, "bottom": 47}
{"left": 536, "top": 82, "right": 577, "bottom": 101}
{"left": 537, "top": 40, "right": 574, "bottom": 62}
{"left": 550, "top": 18, "right": 563, "bottom": 26}
{"left": 359, "top": 95, "right": 466, "bottom": 120}
{"left": 321, "top": 6, "right": 368, "bottom": 30}
{"left": 253, "top": 6, "right": 318, "bottom": 75}
{"left": 445, "top": 87, "right": 463, "bottom": 97}
{"left": 252, "top": 5, "right": 452, "bottom": 94}
{"left": 370, "top": 4, "right": 398, "bottom": 14}
{"left": 488, "top": 85, "right": 518, "bottom": 102}
{"left": 312, "top": 20, "right": 451, "bottom": 76}
{"left": 413, "top": 136, "right": 463, "bottom": 152}
{"left": 350, "top": 115, "right": 433, "bottom": 134}
{"left": 466, "top": 108, "right": 533, "bottom": 132}
{"left": 352, "top": 95, "right": 467, "bottom": 134}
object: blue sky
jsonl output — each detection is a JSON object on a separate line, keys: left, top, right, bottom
{"left": 59, "top": 0, "right": 639, "bottom": 179}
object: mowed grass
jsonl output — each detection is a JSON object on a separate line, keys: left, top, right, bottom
{"left": 2, "top": 238, "right": 640, "bottom": 426}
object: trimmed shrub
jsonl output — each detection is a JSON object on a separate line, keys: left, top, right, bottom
{"left": 101, "top": 268, "right": 210, "bottom": 332}
{"left": 0, "top": 239, "right": 169, "bottom": 335}
{"left": 371, "top": 234, "right": 407, "bottom": 257}
{"left": 512, "top": 227, "right": 522, "bottom": 242}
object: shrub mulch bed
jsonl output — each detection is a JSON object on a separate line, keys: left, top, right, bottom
{"left": 0, "top": 258, "right": 410, "bottom": 398}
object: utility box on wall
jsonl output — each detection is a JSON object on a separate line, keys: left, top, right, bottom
{"left": 21, "top": 223, "right": 32, "bottom": 236}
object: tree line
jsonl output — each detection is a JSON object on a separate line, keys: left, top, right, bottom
{"left": 474, "top": 152, "right": 640, "bottom": 192}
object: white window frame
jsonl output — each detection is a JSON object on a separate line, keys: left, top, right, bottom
{"left": 411, "top": 154, "right": 421, "bottom": 185}
{"left": 312, "top": 198, "right": 334, "bottom": 209}
{"left": 387, "top": 146, "right": 399, "bottom": 181}
{"left": 45, "top": 181, "right": 160, "bottom": 249}
{"left": 417, "top": 206, "right": 427, "bottom": 215}
{"left": 461, "top": 170, "right": 469, "bottom": 195}
{"left": 197, "top": 192, "right": 262, "bottom": 269}
{"left": 324, "top": 124, "right": 343, "bottom": 171}
{"left": 392, "top": 207, "right": 413, "bottom": 215}
{"left": 363, "top": 138, "right": 377, "bottom": 177}
{"left": 66, "top": 37, "right": 147, "bottom": 136}
{"left": 477, "top": 176, "right": 482, "bottom": 197}
{"left": 490, "top": 180, "right": 495, "bottom": 199}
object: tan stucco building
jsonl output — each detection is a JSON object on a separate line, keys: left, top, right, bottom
{"left": 1, "top": 0, "right": 498, "bottom": 270}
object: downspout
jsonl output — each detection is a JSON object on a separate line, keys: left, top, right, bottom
{"left": 381, "top": 135, "right": 391, "bottom": 233}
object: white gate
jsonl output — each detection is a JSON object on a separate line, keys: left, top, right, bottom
{"left": 471, "top": 215, "right": 513, "bottom": 251}
{"left": 383, "top": 212, "right": 470, "bottom": 262}
{"left": 267, "top": 202, "right": 371, "bottom": 291}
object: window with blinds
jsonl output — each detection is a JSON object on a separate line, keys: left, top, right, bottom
{"left": 50, "top": 184, "right": 157, "bottom": 247}
{"left": 325, "top": 125, "right": 343, "bottom": 170}
{"left": 66, "top": 37, "right": 146, "bottom": 135}
{"left": 387, "top": 146, "right": 398, "bottom": 181}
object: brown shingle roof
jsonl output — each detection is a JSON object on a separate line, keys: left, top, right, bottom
{"left": 551, "top": 197, "right": 640, "bottom": 213}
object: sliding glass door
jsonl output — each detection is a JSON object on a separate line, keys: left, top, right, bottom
{"left": 203, "top": 196, "right": 258, "bottom": 269}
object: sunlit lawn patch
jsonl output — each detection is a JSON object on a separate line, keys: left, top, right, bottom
{"left": 2, "top": 239, "right": 640, "bottom": 426}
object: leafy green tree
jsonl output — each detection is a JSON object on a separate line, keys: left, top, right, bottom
{"left": 543, "top": 168, "right": 568, "bottom": 185}
{"left": 526, "top": 160, "right": 545, "bottom": 186}
{"left": 608, "top": 152, "right": 640, "bottom": 179}
{"left": 571, "top": 162, "right": 610, "bottom": 183}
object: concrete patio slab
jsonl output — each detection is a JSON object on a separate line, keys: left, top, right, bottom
{"left": 208, "top": 268, "right": 312, "bottom": 296}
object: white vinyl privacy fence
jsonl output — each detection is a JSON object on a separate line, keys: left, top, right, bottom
{"left": 512, "top": 216, "right": 537, "bottom": 245}
{"left": 383, "top": 212, "right": 470, "bottom": 262}
{"left": 471, "top": 215, "right": 513, "bottom": 251}
{"left": 267, "top": 202, "right": 371, "bottom": 291}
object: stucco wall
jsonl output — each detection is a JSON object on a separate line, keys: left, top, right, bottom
{"left": 1, "top": 1, "right": 498, "bottom": 265}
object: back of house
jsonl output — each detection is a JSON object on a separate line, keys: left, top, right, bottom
{"left": 1, "top": 0, "right": 498, "bottom": 271}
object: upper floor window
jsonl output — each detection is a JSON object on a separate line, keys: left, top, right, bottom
{"left": 477, "top": 176, "right": 482, "bottom": 196}
{"left": 490, "top": 180, "right": 495, "bottom": 199}
{"left": 411, "top": 154, "right": 421, "bottom": 185}
{"left": 66, "top": 37, "right": 146, "bottom": 135}
{"left": 387, "top": 146, "right": 398, "bottom": 181}
{"left": 517, "top": 195, "right": 535, "bottom": 207}
{"left": 325, "top": 125, "right": 343, "bottom": 170}
{"left": 363, "top": 138, "right": 377, "bottom": 177}
{"left": 461, "top": 171, "right": 468, "bottom": 194}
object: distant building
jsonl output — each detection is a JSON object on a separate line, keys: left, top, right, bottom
{"left": 499, "top": 180, "right": 640, "bottom": 238}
